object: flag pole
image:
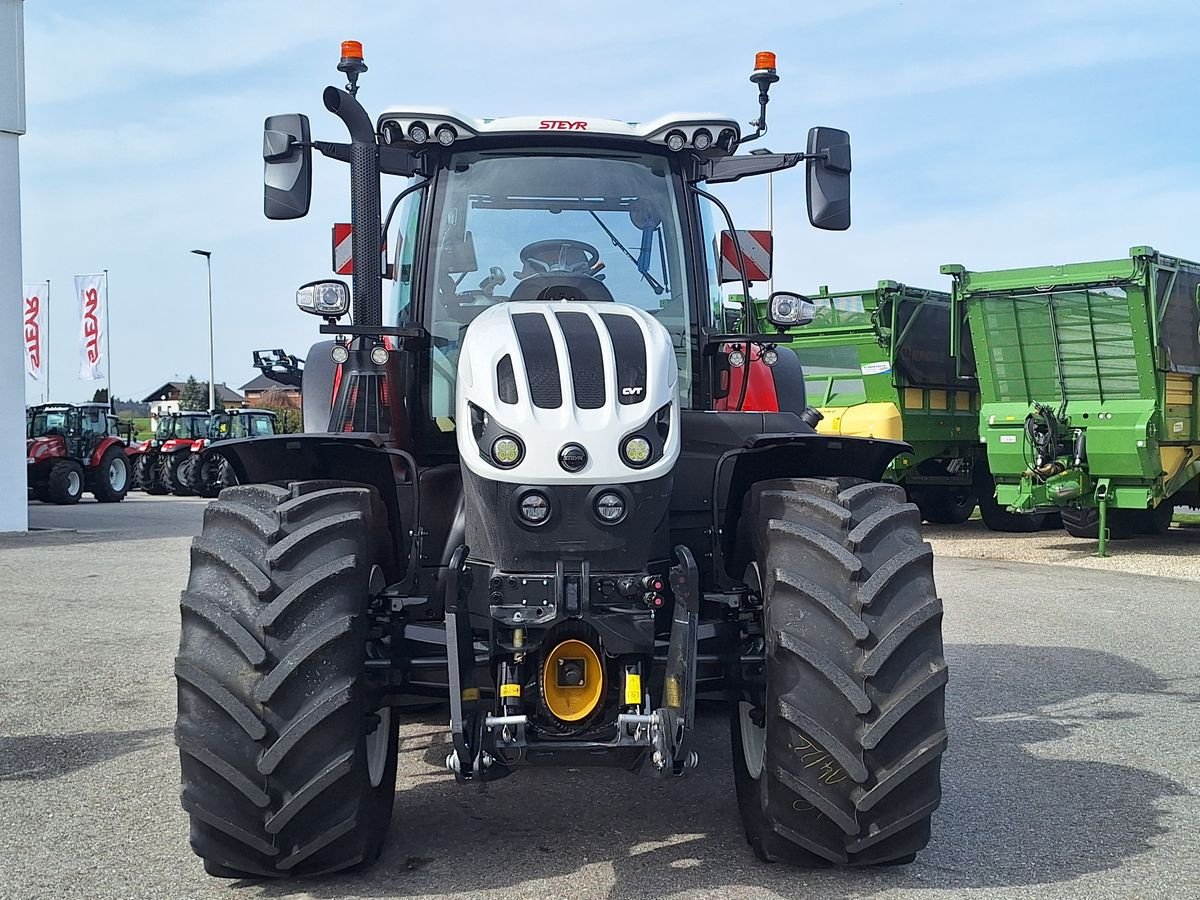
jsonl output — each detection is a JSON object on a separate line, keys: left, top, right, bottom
{"left": 103, "top": 269, "right": 112, "bottom": 410}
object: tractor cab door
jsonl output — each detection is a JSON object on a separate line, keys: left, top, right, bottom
{"left": 79, "top": 407, "right": 107, "bottom": 454}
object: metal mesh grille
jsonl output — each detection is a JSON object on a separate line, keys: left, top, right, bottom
{"left": 497, "top": 354, "right": 518, "bottom": 404}
{"left": 601, "top": 313, "right": 647, "bottom": 405}
{"left": 350, "top": 142, "right": 382, "bottom": 327}
{"left": 555, "top": 312, "right": 605, "bottom": 409}
{"left": 512, "top": 313, "right": 562, "bottom": 409}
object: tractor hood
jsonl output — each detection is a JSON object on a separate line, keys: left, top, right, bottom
{"left": 455, "top": 301, "right": 680, "bottom": 485}
{"left": 26, "top": 435, "right": 66, "bottom": 462}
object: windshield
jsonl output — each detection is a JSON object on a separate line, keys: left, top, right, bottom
{"left": 422, "top": 150, "right": 692, "bottom": 422}
{"left": 30, "top": 410, "right": 70, "bottom": 437}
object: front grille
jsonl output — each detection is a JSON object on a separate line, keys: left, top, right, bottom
{"left": 497, "top": 354, "right": 519, "bottom": 404}
{"left": 512, "top": 313, "right": 563, "bottom": 409}
{"left": 556, "top": 311, "right": 605, "bottom": 409}
{"left": 601, "top": 313, "right": 647, "bottom": 404}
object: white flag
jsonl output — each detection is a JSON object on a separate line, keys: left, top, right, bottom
{"left": 23, "top": 282, "right": 48, "bottom": 381}
{"left": 76, "top": 273, "right": 106, "bottom": 380}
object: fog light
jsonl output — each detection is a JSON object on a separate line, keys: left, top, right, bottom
{"left": 518, "top": 491, "right": 550, "bottom": 525}
{"left": 369, "top": 345, "right": 389, "bottom": 366}
{"left": 761, "top": 348, "right": 779, "bottom": 366}
{"left": 692, "top": 128, "right": 712, "bottom": 151}
{"left": 594, "top": 491, "right": 626, "bottom": 523}
{"left": 491, "top": 436, "right": 523, "bottom": 467}
{"left": 621, "top": 436, "right": 651, "bottom": 467}
{"left": 665, "top": 130, "right": 686, "bottom": 152}
{"left": 408, "top": 121, "right": 429, "bottom": 144}
{"left": 728, "top": 349, "right": 746, "bottom": 368}
{"left": 330, "top": 344, "right": 350, "bottom": 364}
{"left": 435, "top": 125, "right": 457, "bottom": 146}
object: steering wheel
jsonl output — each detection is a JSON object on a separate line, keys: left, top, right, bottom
{"left": 518, "top": 239, "right": 601, "bottom": 278}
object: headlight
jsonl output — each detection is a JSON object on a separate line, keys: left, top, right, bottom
{"left": 491, "top": 435, "right": 523, "bottom": 468}
{"left": 296, "top": 280, "right": 350, "bottom": 319}
{"left": 331, "top": 344, "right": 350, "bottom": 364}
{"left": 435, "top": 125, "right": 457, "bottom": 146}
{"left": 408, "top": 121, "right": 429, "bottom": 144}
{"left": 594, "top": 491, "right": 627, "bottom": 524}
{"left": 369, "top": 344, "right": 389, "bottom": 366}
{"left": 728, "top": 349, "right": 746, "bottom": 368}
{"left": 692, "top": 128, "right": 712, "bottom": 151}
{"left": 518, "top": 491, "right": 551, "bottom": 525}
{"left": 621, "top": 435, "right": 652, "bottom": 468}
{"left": 665, "top": 130, "right": 686, "bottom": 152}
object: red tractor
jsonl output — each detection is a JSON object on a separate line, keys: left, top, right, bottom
{"left": 26, "top": 403, "right": 132, "bottom": 504}
{"left": 178, "top": 408, "right": 278, "bottom": 497}
{"left": 145, "top": 412, "right": 210, "bottom": 495}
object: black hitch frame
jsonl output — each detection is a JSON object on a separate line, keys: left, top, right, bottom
{"left": 443, "top": 544, "right": 703, "bottom": 783}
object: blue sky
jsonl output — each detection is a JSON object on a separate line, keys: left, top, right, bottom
{"left": 19, "top": 0, "right": 1200, "bottom": 405}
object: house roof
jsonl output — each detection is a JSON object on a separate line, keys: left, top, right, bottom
{"left": 239, "top": 373, "right": 301, "bottom": 393}
{"left": 141, "top": 382, "right": 244, "bottom": 404}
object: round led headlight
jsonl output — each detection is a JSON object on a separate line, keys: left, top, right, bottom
{"left": 728, "top": 349, "right": 746, "bottom": 368}
{"left": 370, "top": 345, "right": 389, "bottom": 366}
{"left": 761, "top": 348, "right": 779, "bottom": 367}
{"left": 435, "top": 125, "right": 457, "bottom": 146}
{"left": 330, "top": 344, "right": 350, "bottom": 364}
{"left": 381, "top": 120, "right": 403, "bottom": 145}
{"left": 665, "top": 130, "right": 686, "bottom": 152}
{"left": 408, "top": 121, "right": 429, "bottom": 144}
{"left": 518, "top": 491, "right": 551, "bottom": 525}
{"left": 491, "top": 435, "right": 523, "bottom": 468}
{"left": 559, "top": 443, "right": 588, "bottom": 473}
{"left": 594, "top": 491, "right": 627, "bottom": 524}
{"left": 692, "top": 128, "right": 712, "bottom": 151}
{"left": 621, "top": 435, "right": 652, "bottom": 467}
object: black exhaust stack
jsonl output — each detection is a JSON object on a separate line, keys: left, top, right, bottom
{"left": 323, "top": 84, "right": 382, "bottom": 329}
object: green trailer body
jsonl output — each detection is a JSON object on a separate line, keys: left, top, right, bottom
{"left": 944, "top": 246, "right": 1200, "bottom": 550}
{"left": 752, "top": 281, "right": 986, "bottom": 523}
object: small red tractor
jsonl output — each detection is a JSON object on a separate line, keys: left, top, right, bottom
{"left": 145, "top": 412, "right": 210, "bottom": 495}
{"left": 26, "top": 403, "right": 132, "bottom": 504}
{"left": 179, "top": 408, "right": 278, "bottom": 497}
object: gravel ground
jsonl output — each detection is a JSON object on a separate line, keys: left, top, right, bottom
{"left": 925, "top": 519, "right": 1200, "bottom": 582}
{"left": 2, "top": 515, "right": 1198, "bottom": 899}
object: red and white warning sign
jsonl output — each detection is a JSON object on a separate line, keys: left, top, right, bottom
{"left": 332, "top": 223, "right": 354, "bottom": 275}
{"left": 719, "top": 229, "right": 773, "bottom": 283}
{"left": 332, "top": 223, "right": 388, "bottom": 276}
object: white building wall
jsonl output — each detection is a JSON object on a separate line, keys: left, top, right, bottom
{"left": 0, "top": 1, "right": 27, "bottom": 533}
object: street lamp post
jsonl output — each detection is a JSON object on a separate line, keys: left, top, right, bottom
{"left": 191, "top": 249, "right": 215, "bottom": 412}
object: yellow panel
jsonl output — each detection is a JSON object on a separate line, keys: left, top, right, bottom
{"left": 1160, "top": 445, "right": 1200, "bottom": 480}
{"left": 903, "top": 388, "right": 924, "bottom": 410}
{"left": 542, "top": 639, "right": 604, "bottom": 722}
{"left": 1165, "top": 374, "right": 1194, "bottom": 407}
{"left": 816, "top": 402, "right": 903, "bottom": 441}
{"left": 500, "top": 683, "right": 521, "bottom": 698}
{"left": 928, "top": 390, "right": 948, "bottom": 410}
{"left": 624, "top": 672, "right": 642, "bottom": 706}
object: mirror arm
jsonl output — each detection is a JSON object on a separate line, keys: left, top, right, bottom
{"left": 701, "top": 152, "right": 824, "bottom": 185}
{"left": 310, "top": 139, "right": 351, "bottom": 163}
{"left": 691, "top": 185, "right": 754, "bottom": 411}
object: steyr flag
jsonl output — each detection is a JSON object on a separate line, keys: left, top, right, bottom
{"left": 76, "top": 273, "right": 106, "bottom": 380}
{"left": 23, "top": 283, "right": 48, "bottom": 381}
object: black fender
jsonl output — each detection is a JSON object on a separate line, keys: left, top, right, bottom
{"left": 671, "top": 411, "right": 910, "bottom": 587}
{"left": 212, "top": 432, "right": 414, "bottom": 585}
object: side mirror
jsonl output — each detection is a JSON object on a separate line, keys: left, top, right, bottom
{"left": 296, "top": 280, "right": 350, "bottom": 320}
{"left": 806, "top": 127, "right": 851, "bottom": 231}
{"left": 264, "top": 114, "right": 312, "bottom": 220}
{"left": 767, "top": 291, "right": 815, "bottom": 328}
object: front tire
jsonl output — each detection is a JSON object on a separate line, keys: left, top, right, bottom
{"left": 166, "top": 453, "right": 194, "bottom": 496}
{"left": 175, "top": 482, "right": 399, "bottom": 878}
{"left": 731, "top": 478, "right": 947, "bottom": 866}
{"left": 48, "top": 460, "right": 84, "bottom": 505}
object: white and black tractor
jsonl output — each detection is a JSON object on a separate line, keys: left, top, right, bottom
{"left": 175, "top": 44, "right": 947, "bottom": 878}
